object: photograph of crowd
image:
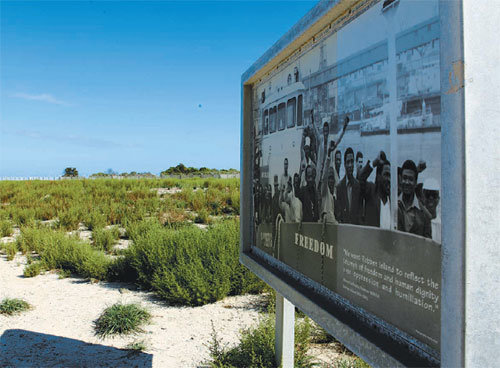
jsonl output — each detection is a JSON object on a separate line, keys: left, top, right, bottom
{"left": 252, "top": 0, "right": 441, "bottom": 244}
{"left": 253, "top": 112, "right": 440, "bottom": 242}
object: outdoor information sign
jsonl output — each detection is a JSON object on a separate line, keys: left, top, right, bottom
{"left": 239, "top": 0, "right": 473, "bottom": 366}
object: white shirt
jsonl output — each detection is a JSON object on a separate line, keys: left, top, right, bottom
{"left": 321, "top": 186, "right": 337, "bottom": 224}
{"left": 431, "top": 206, "right": 441, "bottom": 243}
{"left": 283, "top": 190, "right": 302, "bottom": 223}
{"left": 379, "top": 198, "right": 391, "bottom": 230}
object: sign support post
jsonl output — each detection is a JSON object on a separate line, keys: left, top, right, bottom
{"left": 275, "top": 292, "right": 294, "bottom": 368}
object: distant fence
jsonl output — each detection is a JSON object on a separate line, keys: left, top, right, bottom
{"left": 0, "top": 177, "right": 64, "bottom": 181}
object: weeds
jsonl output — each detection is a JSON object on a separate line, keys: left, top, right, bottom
{"left": 207, "top": 315, "right": 317, "bottom": 368}
{"left": 125, "top": 339, "right": 147, "bottom": 352}
{"left": 334, "top": 357, "right": 371, "bottom": 368}
{"left": 92, "top": 227, "right": 120, "bottom": 252}
{"left": 2, "top": 241, "right": 18, "bottom": 261}
{"left": 0, "top": 220, "right": 13, "bottom": 237}
{"left": 23, "top": 261, "right": 44, "bottom": 277}
{"left": 0, "top": 298, "right": 31, "bottom": 315}
{"left": 94, "top": 303, "right": 151, "bottom": 338}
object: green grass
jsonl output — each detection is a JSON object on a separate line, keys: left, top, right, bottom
{"left": 94, "top": 303, "right": 151, "bottom": 338}
{"left": 2, "top": 241, "right": 18, "bottom": 261}
{"left": 207, "top": 315, "right": 317, "bottom": 368}
{"left": 0, "top": 298, "right": 31, "bottom": 315}
{"left": 92, "top": 227, "right": 120, "bottom": 252}
{"left": 0, "top": 220, "right": 13, "bottom": 237}
{"left": 23, "top": 261, "right": 45, "bottom": 277}
{"left": 125, "top": 339, "right": 148, "bottom": 352}
{"left": 15, "top": 227, "right": 112, "bottom": 280}
{"left": 334, "top": 357, "right": 371, "bottom": 368}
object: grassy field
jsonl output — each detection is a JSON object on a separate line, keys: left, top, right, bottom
{"left": 0, "top": 178, "right": 261, "bottom": 305}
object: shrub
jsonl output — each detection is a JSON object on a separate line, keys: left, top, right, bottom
{"left": 12, "top": 208, "right": 36, "bottom": 226}
{"left": 0, "top": 220, "right": 13, "bottom": 237}
{"left": 125, "top": 339, "right": 147, "bottom": 352}
{"left": 0, "top": 298, "right": 31, "bottom": 315}
{"left": 126, "top": 219, "right": 265, "bottom": 306}
{"left": 194, "top": 208, "right": 211, "bottom": 224}
{"left": 16, "top": 226, "right": 59, "bottom": 254}
{"left": 40, "top": 236, "right": 112, "bottom": 280}
{"left": 92, "top": 227, "right": 120, "bottom": 252}
{"left": 107, "top": 255, "right": 137, "bottom": 282}
{"left": 23, "top": 261, "right": 45, "bottom": 277}
{"left": 94, "top": 303, "right": 151, "bottom": 338}
{"left": 2, "top": 241, "right": 17, "bottom": 261}
{"left": 17, "top": 227, "right": 112, "bottom": 280}
{"left": 85, "top": 211, "right": 107, "bottom": 230}
{"left": 207, "top": 315, "right": 316, "bottom": 368}
{"left": 57, "top": 207, "right": 82, "bottom": 230}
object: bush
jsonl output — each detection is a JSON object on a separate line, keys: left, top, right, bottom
{"left": 12, "top": 208, "right": 36, "bottom": 227}
{"left": 94, "top": 303, "right": 151, "bottom": 338}
{"left": 16, "top": 226, "right": 59, "bottom": 254}
{"left": 0, "top": 220, "right": 13, "bottom": 237}
{"left": 57, "top": 207, "right": 82, "bottom": 230}
{"left": 2, "top": 241, "right": 18, "bottom": 261}
{"left": 207, "top": 315, "right": 316, "bottom": 368}
{"left": 92, "top": 227, "right": 120, "bottom": 252}
{"left": 23, "top": 261, "right": 44, "bottom": 277}
{"left": 17, "top": 227, "right": 112, "bottom": 280}
{"left": 41, "top": 236, "right": 112, "bottom": 280}
{"left": 85, "top": 211, "right": 107, "bottom": 230}
{"left": 194, "top": 208, "right": 211, "bottom": 224}
{"left": 0, "top": 298, "right": 31, "bottom": 315}
{"left": 125, "top": 219, "right": 265, "bottom": 306}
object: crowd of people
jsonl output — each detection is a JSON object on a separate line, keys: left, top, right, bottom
{"left": 254, "top": 113, "right": 441, "bottom": 243}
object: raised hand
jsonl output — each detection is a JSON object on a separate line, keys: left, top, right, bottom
{"left": 417, "top": 160, "right": 427, "bottom": 173}
{"left": 343, "top": 115, "right": 350, "bottom": 130}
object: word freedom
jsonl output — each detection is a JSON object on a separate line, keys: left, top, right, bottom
{"left": 294, "top": 233, "right": 334, "bottom": 259}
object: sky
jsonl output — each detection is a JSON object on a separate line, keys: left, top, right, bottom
{"left": 0, "top": 0, "right": 316, "bottom": 177}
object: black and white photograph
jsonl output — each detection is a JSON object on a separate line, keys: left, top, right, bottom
{"left": 252, "top": 0, "right": 442, "bottom": 352}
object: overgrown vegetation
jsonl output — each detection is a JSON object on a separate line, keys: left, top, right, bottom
{"left": 207, "top": 315, "right": 316, "bottom": 368}
{"left": 0, "top": 298, "right": 32, "bottom": 315}
{"left": 92, "top": 227, "right": 120, "bottom": 252}
{"left": 94, "top": 303, "right": 151, "bottom": 338}
{"left": 1, "top": 241, "right": 18, "bottom": 261}
{"left": 124, "top": 219, "right": 264, "bottom": 306}
{"left": 0, "top": 219, "right": 13, "bottom": 237}
{"left": 0, "top": 178, "right": 258, "bottom": 304}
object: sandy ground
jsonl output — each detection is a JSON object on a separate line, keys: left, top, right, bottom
{"left": 0, "top": 253, "right": 265, "bottom": 368}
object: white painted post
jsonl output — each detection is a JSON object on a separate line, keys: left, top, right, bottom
{"left": 275, "top": 292, "right": 294, "bottom": 368}
{"left": 462, "top": 2, "right": 500, "bottom": 367}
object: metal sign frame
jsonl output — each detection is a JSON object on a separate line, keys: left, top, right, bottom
{"left": 240, "top": 0, "right": 465, "bottom": 366}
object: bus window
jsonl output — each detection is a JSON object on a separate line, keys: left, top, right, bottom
{"left": 297, "top": 95, "right": 303, "bottom": 126}
{"left": 278, "top": 103, "right": 286, "bottom": 131}
{"left": 269, "top": 107, "right": 277, "bottom": 133}
{"left": 263, "top": 110, "right": 268, "bottom": 135}
{"left": 287, "top": 98, "right": 296, "bottom": 128}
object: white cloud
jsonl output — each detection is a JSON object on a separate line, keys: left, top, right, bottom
{"left": 11, "top": 92, "right": 71, "bottom": 106}
{"left": 9, "top": 129, "right": 140, "bottom": 149}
